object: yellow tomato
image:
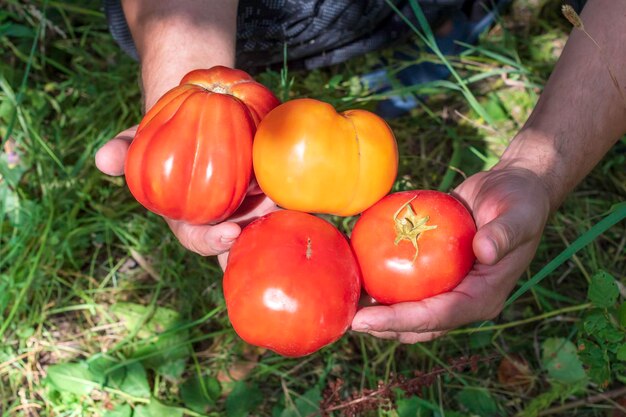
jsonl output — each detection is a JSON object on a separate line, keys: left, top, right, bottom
{"left": 253, "top": 98, "right": 398, "bottom": 216}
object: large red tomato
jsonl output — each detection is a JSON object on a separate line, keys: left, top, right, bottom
{"left": 223, "top": 210, "right": 361, "bottom": 357}
{"left": 125, "top": 66, "right": 280, "bottom": 224}
{"left": 350, "top": 190, "right": 476, "bottom": 304}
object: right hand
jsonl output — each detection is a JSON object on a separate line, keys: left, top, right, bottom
{"left": 95, "top": 125, "right": 278, "bottom": 269}
{"left": 351, "top": 165, "right": 552, "bottom": 343}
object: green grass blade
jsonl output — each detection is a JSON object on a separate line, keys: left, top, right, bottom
{"left": 437, "top": 127, "right": 463, "bottom": 192}
{"left": 0, "top": 206, "right": 54, "bottom": 339}
{"left": 505, "top": 201, "right": 626, "bottom": 307}
{"left": 385, "top": 0, "right": 495, "bottom": 126}
{"left": 2, "top": 0, "right": 46, "bottom": 148}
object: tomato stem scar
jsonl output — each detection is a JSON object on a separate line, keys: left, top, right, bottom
{"left": 189, "top": 81, "right": 231, "bottom": 95}
{"left": 306, "top": 237, "right": 312, "bottom": 260}
{"left": 393, "top": 196, "right": 437, "bottom": 262}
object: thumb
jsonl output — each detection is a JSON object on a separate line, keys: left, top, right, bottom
{"left": 95, "top": 126, "right": 137, "bottom": 176}
{"left": 473, "top": 210, "right": 532, "bottom": 265}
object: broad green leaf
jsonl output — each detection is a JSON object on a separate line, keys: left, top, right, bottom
{"left": 597, "top": 325, "right": 625, "bottom": 346}
{"left": 103, "top": 404, "right": 132, "bottom": 417}
{"left": 588, "top": 271, "right": 619, "bottom": 308}
{"left": 617, "top": 344, "right": 626, "bottom": 361}
{"left": 618, "top": 302, "right": 626, "bottom": 327}
{"left": 45, "top": 362, "right": 102, "bottom": 395}
{"left": 583, "top": 311, "right": 624, "bottom": 346}
{"left": 108, "top": 363, "right": 151, "bottom": 398}
{"left": 0, "top": 149, "right": 28, "bottom": 188}
{"left": 133, "top": 405, "right": 151, "bottom": 417}
{"left": 541, "top": 338, "right": 587, "bottom": 383}
{"left": 87, "top": 355, "right": 119, "bottom": 379}
{"left": 226, "top": 381, "right": 263, "bottom": 417}
{"left": 456, "top": 387, "right": 498, "bottom": 417}
{"left": 518, "top": 381, "right": 584, "bottom": 417}
{"left": 0, "top": 186, "right": 21, "bottom": 226}
{"left": 396, "top": 396, "right": 421, "bottom": 417}
{"left": 583, "top": 311, "right": 608, "bottom": 335}
{"left": 469, "top": 321, "right": 495, "bottom": 349}
{"left": 394, "top": 388, "right": 440, "bottom": 416}
{"left": 111, "top": 302, "right": 180, "bottom": 338}
{"left": 87, "top": 355, "right": 151, "bottom": 395}
{"left": 434, "top": 412, "right": 468, "bottom": 417}
{"left": 397, "top": 394, "right": 442, "bottom": 417}
{"left": 578, "top": 341, "right": 610, "bottom": 386}
{"left": 181, "top": 375, "right": 221, "bottom": 413}
{"left": 133, "top": 337, "right": 190, "bottom": 379}
{"left": 280, "top": 387, "right": 321, "bottom": 417}
{"left": 111, "top": 303, "right": 191, "bottom": 378}
{"left": 134, "top": 399, "right": 184, "bottom": 417}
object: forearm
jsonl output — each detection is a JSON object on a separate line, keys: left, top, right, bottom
{"left": 121, "top": 0, "right": 238, "bottom": 109}
{"left": 498, "top": 0, "right": 626, "bottom": 210}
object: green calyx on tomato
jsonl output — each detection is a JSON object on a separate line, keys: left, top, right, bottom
{"left": 393, "top": 196, "right": 438, "bottom": 262}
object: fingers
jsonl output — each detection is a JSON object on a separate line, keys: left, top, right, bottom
{"left": 228, "top": 194, "right": 279, "bottom": 224}
{"left": 352, "top": 291, "right": 477, "bottom": 334}
{"left": 352, "top": 168, "right": 552, "bottom": 344}
{"left": 166, "top": 219, "right": 241, "bottom": 256}
{"left": 217, "top": 251, "right": 229, "bottom": 271}
{"left": 456, "top": 168, "right": 551, "bottom": 266}
{"left": 474, "top": 218, "right": 519, "bottom": 266}
{"left": 357, "top": 330, "right": 447, "bottom": 344}
{"left": 396, "top": 331, "right": 447, "bottom": 344}
{"left": 473, "top": 200, "right": 544, "bottom": 266}
{"left": 166, "top": 195, "right": 276, "bottom": 263}
{"left": 246, "top": 178, "right": 264, "bottom": 195}
{"left": 350, "top": 262, "right": 517, "bottom": 340}
{"left": 95, "top": 126, "right": 138, "bottom": 176}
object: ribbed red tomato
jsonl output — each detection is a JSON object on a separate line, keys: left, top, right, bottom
{"left": 125, "top": 66, "right": 280, "bottom": 224}
{"left": 351, "top": 190, "right": 476, "bottom": 304}
{"left": 223, "top": 210, "right": 362, "bottom": 357}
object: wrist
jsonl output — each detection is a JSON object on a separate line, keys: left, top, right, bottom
{"left": 495, "top": 129, "right": 567, "bottom": 212}
{"left": 122, "top": 0, "right": 238, "bottom": 110}
{"left": 140, "top": 54, "right": 235, "bottom": 110}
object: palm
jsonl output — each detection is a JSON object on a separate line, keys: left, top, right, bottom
{"left": 95, "top": 126, "right": 278, "bottom": 267}
{"left": 351, "top": 167, "right": 551, "bottom": 343}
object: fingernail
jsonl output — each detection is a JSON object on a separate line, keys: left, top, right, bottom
{"left": 351, "top": 323, "right": 370, "bottom": 332}
{"left": 220, "top": 237, "right": 236, "bottom": 245}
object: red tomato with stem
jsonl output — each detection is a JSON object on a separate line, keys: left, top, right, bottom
{"left": 125, "top": 66, "right": 280, "bottom": 224}
{"left": 350, "top": 190, "right": 476, "bottom": 304}
{"left": 223, "top": 210, "right": 362, "bottom": 357}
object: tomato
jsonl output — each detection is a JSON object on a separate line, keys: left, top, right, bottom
{"left": 223, "top": 210, "right": 361, "bottom": 357}
{"left": 252, "top": 98, "right": 398, "bottom": 216}
{"left": 350, "top": 190, "right": 476, "bottom": 304}
{"left": 125, "top": 66, "right": 280, "bottom": 224}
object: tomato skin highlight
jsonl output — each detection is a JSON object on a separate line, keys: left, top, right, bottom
{"left": 350, "top": 190, "right": 477, "bottom": 304}
{"left": 252, "top": 98, "right": 398, "bottom": 216}
{"left": 125, "top": 66, "right": 280, "bottom": 224}
{"left": 223, "top": 210, "right": 362, "bottom": 357}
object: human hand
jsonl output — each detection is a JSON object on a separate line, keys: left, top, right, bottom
{"left": 95, "top": 125, "right": 278, "bottom": 269}
{"left": 351, "top": 165, "right": 552, "bottom": 343}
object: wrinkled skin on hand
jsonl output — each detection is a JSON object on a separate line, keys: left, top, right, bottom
{"left": 351, "top": 166, "right": 552, "bottom": 343}
{"left": 95, "top": 125, "right": 278, "bottom": 269}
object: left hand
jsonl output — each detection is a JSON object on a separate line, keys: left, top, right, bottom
{"left": 351, "top": 165, "right": 552, "bottom": 343}
{"left": 95, "top": 126, "right": 278, "bottom": 271}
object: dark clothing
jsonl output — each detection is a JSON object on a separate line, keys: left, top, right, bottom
{"left": 103, "top": 0, "right": 466, "bottom": 72}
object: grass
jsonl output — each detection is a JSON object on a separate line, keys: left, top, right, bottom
{"left": 1, "top": 0, "right": 626, "bottom": 416}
